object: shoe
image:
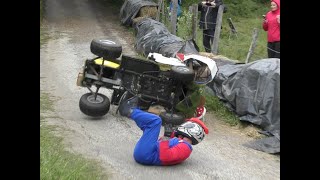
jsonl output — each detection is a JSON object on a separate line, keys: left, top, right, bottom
{"left": 118, "top": 92, "right": 139, "bottom": 117}
{"left": 195, "top": 106, "right": 206, "bottom": 122}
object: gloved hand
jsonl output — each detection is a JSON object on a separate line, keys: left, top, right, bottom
{"left": 210, "top": 1, "right": 216, "bottom": 7}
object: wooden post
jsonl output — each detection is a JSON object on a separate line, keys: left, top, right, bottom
{"left": 245, "top": 28, "right": 259, "bottom": 63}
{"left": 170, "top": 0, "right": 178, "bottom": 35}
{"left": 191, "top": 4, "right": 198, "bottom": 41}
{"left": 162, "top": 0, "right": 166, "bottom": 23}
{"left": 211, "top": 5, "right": 224, "bottom": 54}
{"left": 156, "top": 0, "right": 163, "bottom": 21}
{"left": 227, "top": 18, "right": 238, "bottom": 40}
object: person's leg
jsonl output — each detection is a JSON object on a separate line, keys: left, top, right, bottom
{"left": 209, "top": 28, "right": 216, "bottom": 53}
{"left": 274, "top": 41, "right": 280, "bottom": 58}
{"left": 130, "top": 108, "right": 162, "bottom": 165}
{"left": 209, "top": 28, "right": 215, "bottom": 45}
{"left": 267, "top": 42, "right": 274, "bottom": 58}
{"left": 176, "top": 16, "right": 179, "bottom": 34}
{"left": 203, "top": 29, "right": 215, "bottom": 53}
{"left": 203, "top": 29, "right": 211, "bottom": 52}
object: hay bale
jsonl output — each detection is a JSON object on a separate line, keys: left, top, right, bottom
{"left": 132, "top": 17, "right": 148, "bottom": 25}
{"left": 199, "top": 52, "right": 241, "bottom": 66}
{"left": 138, "top": 6, "right": 157, "bottom": 19}
{"left": 148, "top": 105, "right": 166, "bottom": 115}
{"left": 199, "top": 52, "right": 230, "bottom": 60}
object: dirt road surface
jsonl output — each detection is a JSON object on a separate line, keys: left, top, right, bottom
{"left": 40, "top": 0, "right": 280, "bottom": 179}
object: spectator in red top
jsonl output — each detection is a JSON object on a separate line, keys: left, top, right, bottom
{"left": 263, "top": 0, "right": 280, "bottom": 58}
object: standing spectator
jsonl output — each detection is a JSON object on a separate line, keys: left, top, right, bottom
{"left": 169, "top": 0, "right": 182, "bottom": 18}
{"left": 263, "top": 0, "right": 280, "bottom": 58}
{"left": 169, "top": 0, "right": 182, "bottom": 33}
{"left": 198, "top": 0, "right": 227, "bottom": 53}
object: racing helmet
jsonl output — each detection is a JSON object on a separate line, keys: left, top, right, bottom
{"left": 173, "top": 118, "right": 209, "bottom": 145}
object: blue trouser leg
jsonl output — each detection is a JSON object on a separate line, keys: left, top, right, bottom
{"left": 130, "top": 108, "right": 162, "bottom": 165}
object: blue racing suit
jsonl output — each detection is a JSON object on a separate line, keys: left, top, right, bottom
{"left": 130, "top": 108, "right": 193, "bottom": 166}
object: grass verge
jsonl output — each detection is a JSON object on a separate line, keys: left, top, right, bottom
{"left": 40, "top": 26, "right": 50, "bottom": 48}
{"left": 40, "top": 92, "right": 109, "bottom": 179}
{"left": 204, "top": 92, "right": 240, "bottom": 126}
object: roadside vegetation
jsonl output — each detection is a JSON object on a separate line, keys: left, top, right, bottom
{"left": 174, "top": 0, "right": 269, "bottom": 61}
{"left": 40, "top": 92, "right": 109, "bottom": 180}
{"left": 40, "top": 0, "right": 49, "bottom": 48}
{"left": 176, "top": 0, "right": 269, "bottom": 126}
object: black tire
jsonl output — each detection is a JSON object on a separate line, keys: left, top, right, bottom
{"left": 90, "top": 39, "right": 122, "bottom": 59}
{"left": 79, "top": 93, "right": 110, "bottom": 117}
{"left": 115, "top": 91, "right": 134, "bottom": 114}
{"left": 171, "top": 66, "right": 195, "bottom": 83}
{"left": 160, "top": 111, "right": 185, "bottom": 125}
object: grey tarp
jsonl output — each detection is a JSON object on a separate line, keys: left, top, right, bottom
{"left": 120, "top": 0, "right": 158, "bottom": 27}
{"left": 134, "top": 18, "right": 199, "bottom": 57}
{"left": 128, "top": 5, "right": 280, "bottom": 153}
{"left": 207, "top": 58, "right": 280, "bottom": 153}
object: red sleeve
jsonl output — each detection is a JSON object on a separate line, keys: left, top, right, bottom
{"left": 263, "top": 21, "right": 268, "bottom": 31}
{"left": 262, "top": 13, "right": 269, "bottom": 31}
{"left": 159, "top": 141, "right": 192, "bottom": 165}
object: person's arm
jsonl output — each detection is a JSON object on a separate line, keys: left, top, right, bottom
{"left": 262, "top": 14, "right": 268, "bottom": 31}
{"left": 223, "top": 4, "right": 227, "bottom": 13}
{"left": 215, "top": 0, "right": 224, "bottom": 7}
{"left": 198, "top": 2, "right": 203, "bottom": 11}
{"left": 160, "top": 138, "right": 192, "bottom": 165}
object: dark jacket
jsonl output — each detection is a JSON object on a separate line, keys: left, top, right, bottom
{"left": 198, "top": 0, "right": 227, "bottom": 29}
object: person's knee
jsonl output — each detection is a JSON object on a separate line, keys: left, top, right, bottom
{"left": 150, "top": 116, "right": 162, "bottom": 127}
{"left": 141, "top": 114, "right": 162, "bottom": 128}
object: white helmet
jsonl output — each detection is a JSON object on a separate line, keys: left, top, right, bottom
{"left": 174, "top": 118, "right": 209, "bottom": 145}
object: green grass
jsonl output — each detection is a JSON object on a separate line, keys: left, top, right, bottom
{"left": 203, "top": 92, "right": 240, "bottom": 126}
{"left": 40, "top": 125, "right": 108, "bottom": 180}
{"left": 158, "top": 0, "right": 269, "bottom": 62}
{"left": 40, "top": 92, "right": 109, "bottom": 179}
{"left": 218, "top": 17, "right": 268, "bottom": 61}
{"left": 175, "top": 11, "right": 268, "bottom": 62}
{"left": 40, "top": 26, "right": 50, "bottom": 48}
{"left": 40, "top": 0, "right": 49, "bottom": 48}
{"left": 40, "top": 92, "right": 54, "bottom": 113}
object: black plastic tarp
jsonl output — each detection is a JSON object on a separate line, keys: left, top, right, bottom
{"left": 120, "top": 0, "right": 158, "bottom": 27}
{"left": 126, "top": 2, "right": 280, "bottom": 153}
{"left": 207, "top": 58, "right": 280, "bottom": 154}
{"left": 134, "top": 18, "right": 199, "bottom": 57}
